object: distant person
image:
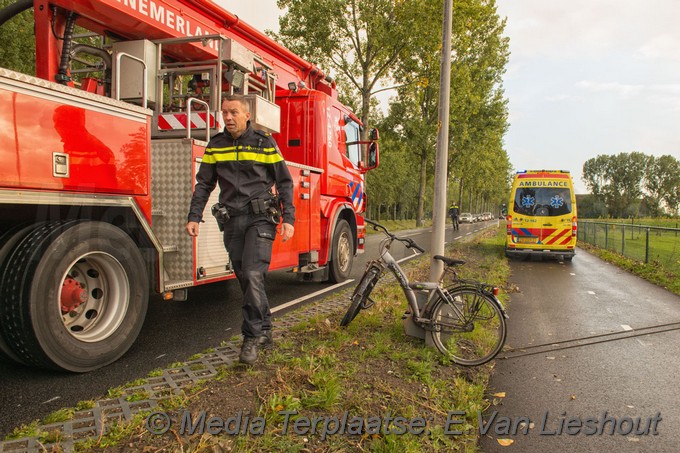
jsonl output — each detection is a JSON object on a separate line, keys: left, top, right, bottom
{"left": 448, "top": 202, "right": 460, "bottom": 231}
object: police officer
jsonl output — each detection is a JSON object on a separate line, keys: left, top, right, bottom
{"left": 186, "top": 94, "right": 295, "bottom": 365}
{"left": 448, "top": 202, "right": 460, "bottom": 231}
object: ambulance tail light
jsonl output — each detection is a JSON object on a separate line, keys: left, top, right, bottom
{"left": 506, "top": 215, "right": 512, "bottom": 235}
{"left": 572, "top": 216, "right": 578, "bottom": 236}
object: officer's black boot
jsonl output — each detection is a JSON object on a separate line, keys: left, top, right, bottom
{"left": 239, "top": 337, "right": 259, "bottom": 365}
{"left": 257, "top": 330, "right": 273, "bottom": 348}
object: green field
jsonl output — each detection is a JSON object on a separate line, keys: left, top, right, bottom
{"left": 591, "top": 218, "right": 680, "bottom": 229}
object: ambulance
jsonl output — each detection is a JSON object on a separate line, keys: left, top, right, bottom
{"left": 505, "top": 170, "right": 578, "bottom": 261}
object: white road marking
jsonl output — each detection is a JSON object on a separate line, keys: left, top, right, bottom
{"left": 587, "top": 291, "right": 596, "bottom": 295}
{"left": 570, "top": 273, "right": 576, "bottom": 276}
{"left": 621, "top": 324, "right": 633, "bottom": 331}
{"left": 274, "top": 223, "right": 491, "bottom": 314}
{"left": 272, "top": 280, "right": 354, "bottom": 313}
{"left": 42, "top": 396, "right": 61, "bottom": 404}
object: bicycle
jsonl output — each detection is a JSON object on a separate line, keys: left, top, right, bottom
{"left": 340, "top": 219, "right": 508, "bottom": 366}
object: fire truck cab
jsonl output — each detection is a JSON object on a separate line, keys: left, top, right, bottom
{"left": 0, "top": 0, "right": 379, "bottom": 371}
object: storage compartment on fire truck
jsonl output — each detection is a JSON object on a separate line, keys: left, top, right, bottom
{"left": 111, "top": 39, "right": 158, "bottom": 105}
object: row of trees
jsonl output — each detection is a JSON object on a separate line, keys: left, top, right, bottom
{"left": 275, "top": 0, "right": 512, "bottom": 224}
{"left": 582, "top": 152, "right": 680, "bottom": 218}
{"left": 5, "top": 1, "right": 676, "bottom": 222}
{"left": 0, "top": 0, "right": 513, "bottom": 222}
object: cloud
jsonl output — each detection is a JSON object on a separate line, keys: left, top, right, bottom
{"left": 635, "top": 34, "right": 680, "bottom": 61}
{"left": 575, "top": 80, "right": 680, "bottom": 110}
{"left": 576, "top": 81, "right": 645, "bottom": 98}
{"left": 544, "top": 94, "right": 571, "bottom": 102}
{"left": 497, "top": 0, "right": 680, "bottom": 60}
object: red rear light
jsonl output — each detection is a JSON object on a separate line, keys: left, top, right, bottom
{"left": 506, "top": 215, "right": 512, "bottom": 234}
{"left": 493, "top": 287, "right": 499, "bottom": 296}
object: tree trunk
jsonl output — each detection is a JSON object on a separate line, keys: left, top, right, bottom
{"left": 360, "top": 84, "right": 371, "bottom": 141}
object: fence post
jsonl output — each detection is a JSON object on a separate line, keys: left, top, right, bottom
{"left": 605, "top": 222, "right": 609, "bottom": 250}
{"left": 645, "top": 228, "right": 650, "bottom": 263}
{"left": 621, "top": 225, "right": 625, "bottom": 256}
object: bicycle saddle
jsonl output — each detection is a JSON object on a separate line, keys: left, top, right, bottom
{"left": 434, "top": 255, "right": 465, "bottom": 267}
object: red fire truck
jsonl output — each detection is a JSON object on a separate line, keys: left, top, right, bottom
{"left": 0, "top": 0, "right": 379, "bottom": 372}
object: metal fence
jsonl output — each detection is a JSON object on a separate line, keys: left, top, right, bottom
{"left": 578, "top": 221, "right": 680, "bottom": 269}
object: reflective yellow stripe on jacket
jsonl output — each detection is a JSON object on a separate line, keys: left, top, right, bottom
{"left": 202, "top": 145, "right": 283, "bottom": 164}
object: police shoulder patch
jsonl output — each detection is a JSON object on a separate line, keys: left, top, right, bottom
{"left": 254, "top": 129, "right": 271, "bottom": 138}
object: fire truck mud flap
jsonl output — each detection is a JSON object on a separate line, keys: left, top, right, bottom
{"left": 328, "top": 219, "right": 353, "bottom": 283}
{"left": 0, "top": 220, "right": 148, "bottom": 372}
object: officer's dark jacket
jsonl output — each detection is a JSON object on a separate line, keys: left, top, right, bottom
{"left": 188, "top": 124, "right": 295, "bottom": 225}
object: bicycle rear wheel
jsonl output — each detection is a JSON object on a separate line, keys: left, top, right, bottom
{"left": 426, "top": 288, "right": 506, "bottom": 366}
{"left": 340, "top": 264, "right": 382, "bottom": 327}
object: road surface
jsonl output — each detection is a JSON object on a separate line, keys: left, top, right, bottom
{"left": 480, "top": 250, "right": 680, "bottom": 452}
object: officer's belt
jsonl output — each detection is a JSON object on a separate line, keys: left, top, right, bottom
{"left": 227, "top": 197, "right": 277, "bottom": 217}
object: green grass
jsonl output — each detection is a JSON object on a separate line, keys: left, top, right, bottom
{"left": 591, "top": 218, "right": 680, "bottom": 228}
{"left": 365, "top": 219, "right": 433, "bottom": 234}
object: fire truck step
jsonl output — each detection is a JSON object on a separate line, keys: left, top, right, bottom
{"left": 163, "top": 245, "right": 179, "bottom": 253}
{"left": 164, "top": 281, "right": 194, "bottom": 291}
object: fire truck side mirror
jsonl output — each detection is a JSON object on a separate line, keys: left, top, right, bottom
{"left": 368, "top": 127, "right": 379, "bottom": 141}
{"left": 360, "top": 141, "right": 379, "bottom": 172}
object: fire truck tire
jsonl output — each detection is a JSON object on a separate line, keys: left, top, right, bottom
{"left": 0, "top": 220, "right": 149, "bottom": 372}
{"left": 0, "top": 223, "right": 45, "bottom": 366}
{"left": 328, "top": 219, "right": 353, "bottom": 283}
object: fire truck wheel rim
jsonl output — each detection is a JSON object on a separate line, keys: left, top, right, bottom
{"left": 59, "top": 251, "right": 129, "bottom": 343}
{"left": 338, "top": 230, "right": 351, "bottom": 273}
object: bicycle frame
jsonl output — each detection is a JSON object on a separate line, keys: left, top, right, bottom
{"left": 376, "top": 241, "right": 441, "bottom": 321}
{"left": 378, "top": 243, "right": 506, "bottom": 326}
{"left": 344, "top": 219, "right": 507, "bottom": 365}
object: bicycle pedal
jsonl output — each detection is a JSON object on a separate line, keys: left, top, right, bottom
{"left": 401, "top": 311, "right": 412, "bottom": 320}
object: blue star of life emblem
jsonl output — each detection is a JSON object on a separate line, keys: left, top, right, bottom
{"left": 521, "top": 195, "right": 535, "bottom": 209}
{"left": 550, "top": 195, "right": 564, "bottom": 209}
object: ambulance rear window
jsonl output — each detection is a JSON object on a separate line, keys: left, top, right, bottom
{"left": 513, "top": 187, "right": 572, "bottom": 217}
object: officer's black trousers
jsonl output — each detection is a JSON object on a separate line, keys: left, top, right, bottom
{"left": 451, "top": 215, "right": 459, "bottom": 230}
{"left": 222, "top": 214, "right": 276, "bottom": 338}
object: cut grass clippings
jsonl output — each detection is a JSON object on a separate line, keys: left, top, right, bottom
{"left": 21, "top": 225, "right": 510, "bottom": 452}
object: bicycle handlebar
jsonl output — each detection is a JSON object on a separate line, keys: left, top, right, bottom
{"left": 364, "top": 219, "right": 425, "bottom": 253}
{"left": 407, "top": 239, "right": 426, "bottom": 253}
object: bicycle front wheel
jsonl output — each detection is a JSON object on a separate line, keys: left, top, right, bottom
{"left": 426, "top": 289, "right": 506, "bottom": 366}
{"left": 340, "top": 264, "right": 382, "bottom": 327}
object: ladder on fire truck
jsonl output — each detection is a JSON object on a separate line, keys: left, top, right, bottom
{"left": 102, "top": 34, "right": 281, "bottom": 139}
{"left": 106, "top": 34, "right": 285, "bottom": 290}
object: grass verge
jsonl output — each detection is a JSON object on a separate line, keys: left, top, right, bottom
{"left": 578, "top": 242, "right": 680, "bottom": 296}
{"left": 365, "top": 219, "right": 433, "bottom": 234}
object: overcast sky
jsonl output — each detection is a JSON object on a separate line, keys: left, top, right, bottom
{"left": 217, "top": 0, "right": 680, "bottom": 193}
